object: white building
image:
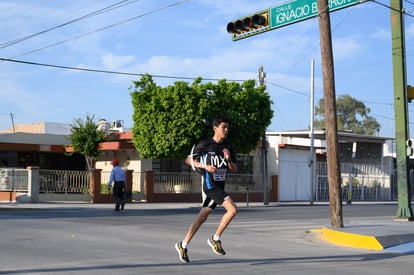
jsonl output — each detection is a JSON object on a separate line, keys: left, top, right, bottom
{"left": 266, "top": 130, "right": 394, "bottom": 201}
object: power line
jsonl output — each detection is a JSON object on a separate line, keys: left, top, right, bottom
{"left": 267, "top": 78, "right": 398, "bottom": 126}
{"left": 0, "top": 56, "right": 245, "bottom": 82}
{"left": 0, "top": 0, "right": 140, "bottom": 50}
{"left": 267, "top": 80, "right": 393, "bottom": 106}
{"left": 267, "top": 81, "right": 309, "bottom": 97}
{"left": 0, "top": 56, "right": 402, "bottom": 128}
{"left": 284, "top": 4, "right": 360, "bottom": 74}
{"left": 370, "top": 0, "right": 414, "bottom": 17}
{"left": 7, "top": 0, "right": 190, "bottom": 60}
{"left": 0, "top": 4, "right": 405, "bottom": 127}
{"left": 404, "top": 0, "right": 414, "bottom": 6}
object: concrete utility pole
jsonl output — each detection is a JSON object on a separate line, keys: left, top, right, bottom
{"left": 309, "top": 59, "right": 316, "bottom": 205}
{"left": 390, "top": 0, "right": 413, "bottom": 220}
{"left": 259, "top": 66, "right": 269, "bottom": 205}
{"left": 317, "top": 0, "right": 343, "bottom": 227}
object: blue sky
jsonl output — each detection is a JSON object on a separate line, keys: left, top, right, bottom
{"left": 0, "top": 0, "right": 413, "bottom": 138}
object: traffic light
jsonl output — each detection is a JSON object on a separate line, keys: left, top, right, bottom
{"left": 226, "top": 10, "right": 270, "bottom": 41}
{"left": 406, "top": 139, "right": 413, "bottom": 156}
{"left": 407, "top": 85, "right": 414, "bottom": 103}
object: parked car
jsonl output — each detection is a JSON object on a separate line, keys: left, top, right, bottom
{"left": 0, "top": 168, "right": 28, "bottom": 191}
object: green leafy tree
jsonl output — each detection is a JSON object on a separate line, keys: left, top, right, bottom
{"left": 314, "top": 94, "right": 380, "bottom": 135}
{"left": 130, "top": 75, "right": 273, "bottom": 159}
{"left": 70, "top": 114, "right": 106, "bottom": 169}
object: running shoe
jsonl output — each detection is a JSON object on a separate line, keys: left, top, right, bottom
{"left": 175, "top": 241, "right": 189, "bottom": 263}
{"left": 207, "top": 235, "right": 226, "bottom": 255}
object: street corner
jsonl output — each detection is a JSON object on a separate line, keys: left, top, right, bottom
{"left": 307, "top": 226, "right": 383, "bottom": 251}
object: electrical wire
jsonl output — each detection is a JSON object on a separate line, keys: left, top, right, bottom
{"left": 0, "top": 1, "right": 408, "bottom": 130}
{"left": 0, "top": 56, "right": 245, "bottom": 82}
{"left": 0, "top": 56, "right": 401, "bottom": 130}
{"left": 0, "top": 0, "right": 141, "bottom": 50}
{"left": 267, "top": 81, "right": 309, "bottom": 97}
{"left": 370, "top": 0, "right": 414, "bottom": 17}
{"left": 2, "top": 55, "right": 394, "bottom": 123}
{"left": 8, "top": 0, "right": 189, "bottom": 60}
{"left": 284, "top": 4, "right": 358, "bottom": 75}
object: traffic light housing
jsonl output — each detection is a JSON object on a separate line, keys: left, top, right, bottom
{"left": 407, "top": 85, "right": 414, "bottom": 103}
{"left": 406, "top": 139, "right": 413, "bottom": 156}
{"left": 226, "top": 11, "right": 270, "bottom": 41}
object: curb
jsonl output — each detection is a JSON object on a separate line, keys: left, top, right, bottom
{"left": 313, "top": 227, "right": 383, "bottom": 250}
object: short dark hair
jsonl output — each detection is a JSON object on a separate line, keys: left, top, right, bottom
{"left": 212, "top": 116, "right": 229, "bottom": 127}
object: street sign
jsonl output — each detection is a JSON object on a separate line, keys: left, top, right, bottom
{"left": 228, "top": 0, "right": 363, "bottom": 41}
{"left": 270, "top": 0, "right": 360, "bottom": 30}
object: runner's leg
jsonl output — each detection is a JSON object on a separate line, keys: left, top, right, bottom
{"left": 183, "top": 207, "right": 212, "bottom": 244}
{"left": 214, "top": 197, "right": 237, "bottom": 237}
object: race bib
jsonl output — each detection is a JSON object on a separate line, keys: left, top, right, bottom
{"left": 213, "top": 168, "right": 227, "bottom": 181}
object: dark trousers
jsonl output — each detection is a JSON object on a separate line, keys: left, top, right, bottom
{"left": 113, "top": 181, "right": 125, "bottom": 210}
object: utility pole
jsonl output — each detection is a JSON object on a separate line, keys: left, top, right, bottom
{"left": 390, "top": 0, "right": 413, "bottom": 220}
{"left": 259, "top": 66, "right": 266, "bottom": 87}
{"left": 10, "top": 113, "right": 15, "bottom": 134}
{"left": 309, "top": 59, "right": 315, "bottom": 205}
{"left": 259, "top": 66, "right": 269, "bottom": 205}
{"left": 317, "top": 0, "right": 343, "bottom": 227}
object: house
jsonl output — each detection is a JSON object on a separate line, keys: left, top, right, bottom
{"left": 266, "top": 129, "right": 394, "bottom": 201}
{"left": 0, "top": 122, "right": 85, "bottom": 170}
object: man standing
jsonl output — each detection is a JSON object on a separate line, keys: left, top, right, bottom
{"left": 108, "top": 159, "right": 126, "bottom": 211}
{"left": 175, "top": 117, "right": 238, "bottom": 263}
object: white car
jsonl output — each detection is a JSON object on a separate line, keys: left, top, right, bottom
{"left": 0, "top": 168, "right": 28, "bottom": 191}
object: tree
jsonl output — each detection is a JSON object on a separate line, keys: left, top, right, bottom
{"left": 314, "top": 94, "right": 380, "bottom": 135}
{"left": 70, "top": 114, "right": 106, "bottom": 170}
{"left": 130, "top": 75, "right": 273, "bottom": 159}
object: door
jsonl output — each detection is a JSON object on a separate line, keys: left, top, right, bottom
{"left": 279, "top": 148, "right": 312, "bottom": 201}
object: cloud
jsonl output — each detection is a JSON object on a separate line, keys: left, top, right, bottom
{"left": 332, "top": 36, "right": 361, "bottom": 61}
{"left": 198, "top": 0, "right": 279, "bottom": 16}
{"left": 101, "top": 53, "right": 135, "bottom": 70}
{"left": 371, "top": 28, "right": 390, "bottom": 40}
{"left": 406, "top": 22, "right": 414, "bottom": 38}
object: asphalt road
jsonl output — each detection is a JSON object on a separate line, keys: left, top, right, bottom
{"left": 0, "top": 202, "right": 413, "bottom": 275}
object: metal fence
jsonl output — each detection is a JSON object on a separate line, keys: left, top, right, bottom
{"left": 100, "top": 171, "right": 143, "bottom": 194}
{"left": 39, "top": 170, "right": 89, "bottom": 194}
{"left": 6, "top": 165, "right": 414, "bottom": 202}
{"left": 153, "top": 172, "right": 194, "bottom": 193}
{"left": 152, "top": 172, "right": 257, "bottom": 194}
{"left": 0, "top": 168, "right": 28, "bottom": 192}
{"left": 315, "top": 161, "right": 392, "bottom": 201}
{"left": 37, "top": 170, "right": 258, "bottom": 195}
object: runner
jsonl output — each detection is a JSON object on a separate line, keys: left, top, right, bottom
{"left": 175, "top": 116, "right": 238, "bottom": 263}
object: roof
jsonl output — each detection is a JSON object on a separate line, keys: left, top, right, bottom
{"left": 266, "top": 129, "right": 392, "bottom": 144}
{"left": 0, "top": 131, "right": 134, "bottom": 153}
{"left": 0, "top": 132, "right": 71, "bottom": 145}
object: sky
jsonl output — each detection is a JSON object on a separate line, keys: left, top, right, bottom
{"left": 0, "top": 0, "right": 413, "bottom": 138}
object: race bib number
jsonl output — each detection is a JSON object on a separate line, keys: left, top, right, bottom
{"left": 213, "top": 168, "right": 227, "bottom": 181}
